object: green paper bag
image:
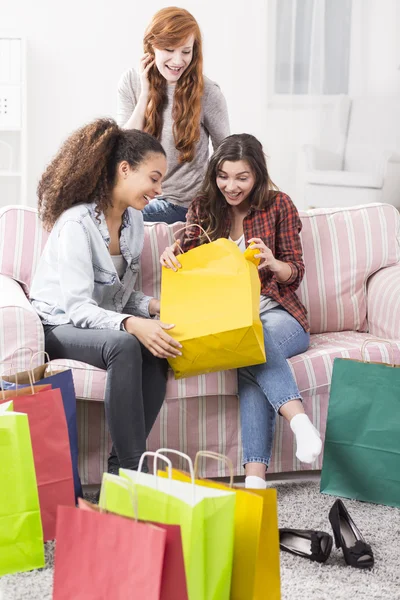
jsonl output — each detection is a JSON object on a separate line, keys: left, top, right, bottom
{"left": 0, "top": 401, "right": 45, "bottom": 575}
{"left": 320, "top": 355, "right": 400, "bottom": 508}
{"left": 101, "top": 471, "right": 236, "bottom": 600}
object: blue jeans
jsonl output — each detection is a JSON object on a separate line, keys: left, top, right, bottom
{"left": 238, "top": 306, "right": 310, "bottom": 468}
{"left": 142, "top": 198, "right": 188, "bottom": 224}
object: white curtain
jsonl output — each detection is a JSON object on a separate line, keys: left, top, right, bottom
{"left": 266, "top": 0, "right": 353, "bottom": 206}
{"left": 274, "top": 0, "right": 352, "bottom": 96}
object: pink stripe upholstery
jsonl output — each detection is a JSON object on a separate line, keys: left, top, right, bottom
{"left": 50, "top": 331, "right": 400, "bottom": 483}
{"left": 76, "top": 395, "right": 242, "bottom": 482}
{"left": 367, "top": 264, "right": 400, "bottom": 340}
{"left": 0, "top": 275, "right": 45, "bottom": 372}
{"left": 1, "top": 204, "right": 400, "bottom": 484}
{"left": 297, "top": 204, "right": 400, "bottom": 333}
{"left": 0, "top": 206, "right": 49, "bottom": 293}
{"left": 46, "top": 359, "right": 238, "bottom": 402}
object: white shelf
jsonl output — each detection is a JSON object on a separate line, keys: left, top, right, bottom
{"left": 0, "top": 35, "right": 25, "bottom": 204}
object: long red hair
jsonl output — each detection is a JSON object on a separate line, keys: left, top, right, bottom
{"left": 143, "top": 7, "right": 204, "bottom": 163}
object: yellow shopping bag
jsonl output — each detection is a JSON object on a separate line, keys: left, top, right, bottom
{"left": 158, "top": 451, "right": 281, "bottom": 600}
{"left": 160, "top": 236, "right": 266, "bottom": 379}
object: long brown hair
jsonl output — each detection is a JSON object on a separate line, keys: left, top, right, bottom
{"left": 37, "top": 118, "right": 165, "bottom": 230}
{"left": 198, "top": 134, "right": 279, "bottom": 241}
{"left": 143, "top": 7, "right": 203, "bottom": 163}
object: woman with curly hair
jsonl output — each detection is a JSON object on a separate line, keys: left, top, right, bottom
{"left": 160, "top": 134, "right": 322, "bottom": 489}
{"left": 30, "top": 118, "right": 181, "bottom": 476}
{"left": 117, "top": 6, "right": 230, "bottom": 223}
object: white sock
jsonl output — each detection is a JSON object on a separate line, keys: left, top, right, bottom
{"left": 245, "top": 475, "right": 267, "bottom": 489}
{"left": 290, "top": 413, "right": 322, "bottom": 464}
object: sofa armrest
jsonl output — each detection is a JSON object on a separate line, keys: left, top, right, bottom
{"left": 367, "top": 264, "right": 400, "bottom": 340}
{"left": 0, "top": 274, "right": 45, "bottom": 371}
{"left": 303, "top": 144, "right": 343, "bottom": 171}
{"left": 381, "top": 152, "right": 400, "bottom": 209}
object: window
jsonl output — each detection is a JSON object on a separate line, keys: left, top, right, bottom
{"left": 270, "top": 0, "right": 352, "bottom": 99}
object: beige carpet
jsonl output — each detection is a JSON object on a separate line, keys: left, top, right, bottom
{"left": 1, "top": 481, "right": 399, "bottom": 599}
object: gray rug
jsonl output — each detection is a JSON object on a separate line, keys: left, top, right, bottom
{"left": 1, "top": 481, "right": 399, "bottom": 600}
{"left": 277, "top": 481, "right": 400, "bottom": 600}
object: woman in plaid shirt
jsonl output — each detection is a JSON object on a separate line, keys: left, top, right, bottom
{"left": 161, "top": 134, "right": 322, "bottom": 488}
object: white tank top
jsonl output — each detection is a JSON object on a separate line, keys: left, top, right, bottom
{"left": 229, "top": 235, "right": 279, "bottom": 315}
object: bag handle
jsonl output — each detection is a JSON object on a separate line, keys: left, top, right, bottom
{"left": 29, "top": 351, "right": 53, "bottom": 381}
{"left": 155, "top": 448, "right": 195, "bottom": 481}
{"left": 1, "top": 363, "right": 35, "bottom": 398}
{"left": 361, "top": 338, "right": 395, "bottom": 368}
{"left": 0, "top": 362, "right": 11, "bottom": 401}
{"left": 10, "top": 347, "right": 33, "bottom": 368}
{"left": 155, "top": 449, "right": 197, "bottom": 503}
{"left": 194, "top": 451, "right": 234, "bottom": 488}
{"left": 100, "top": 473, "right": 139, "bottom": 521}
{"left": 3, "top": 348, "right": 34, "bottom": 380}
{"left": 137, "top": 451, "right": 173, "bottom": 486}
{"left": 172, "top": 224, "right": 211, "bottom": 254}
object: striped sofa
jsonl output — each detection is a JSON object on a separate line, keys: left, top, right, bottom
{"left": 1, "top": 203, "right": 399, "bottom": 484}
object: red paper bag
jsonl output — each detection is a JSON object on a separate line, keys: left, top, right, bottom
{"left": 78, "top": 499, "right": 188, "bottom": 600}
{"left": 0, "top": 387, "right": 75, "bottom": 541}
{"left": 53, "top": 505, "right": 167, "bottom": 600}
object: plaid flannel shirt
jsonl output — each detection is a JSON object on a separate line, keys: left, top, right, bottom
{"left": 181, "top": 191, "right": 309, "bottom": 332}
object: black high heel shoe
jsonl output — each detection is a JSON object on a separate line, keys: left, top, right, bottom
{"left": 279, "top": 528, "right": 333, "bottom": 563}
{"left": 329, "top": 499, "right": 374, "bottom": 569}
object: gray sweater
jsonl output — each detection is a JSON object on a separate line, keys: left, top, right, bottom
{"left": 117, "top": 68, "right": 230, "bottom": 207}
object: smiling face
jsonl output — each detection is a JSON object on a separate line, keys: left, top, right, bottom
{"left": 153, "top": 34, "right": 194, "bottom": 84}
{"left": 114, "top": 152, "right": 167, "bottom": 212}
{"left": 216, "top": 160, "right": 256, "bottom": 210}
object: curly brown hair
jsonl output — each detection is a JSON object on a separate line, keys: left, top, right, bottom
{"left": 197, "top": 134, "right": 279, "bottom": 242}
{"left": 143, "top": 7, "right": 204, "bottom": 164}
{"left": 37, "top": 118, "right": 165, "bottom": 230}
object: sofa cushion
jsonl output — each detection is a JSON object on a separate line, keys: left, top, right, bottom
{"left": 297, "top": 203, "right": 400, "bottom": 333}
{"left": 48, "top": 332, "right": 400, "bottom": 404}
{"left": 46, "top": 359, "right": 238, "bottom": 402}
{"left": 305, "top": 170, "right": 382, "bottom": 188}
{"left": 291, "top": 331, "right": 400, "bottom": 395}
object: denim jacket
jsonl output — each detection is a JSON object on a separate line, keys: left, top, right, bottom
{"left": 30, "top": 202, "right": 153, "bottom": 330}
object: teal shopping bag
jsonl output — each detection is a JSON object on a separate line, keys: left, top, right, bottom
{"left": 320, "top": 347, "right": 400, "bottom": 508}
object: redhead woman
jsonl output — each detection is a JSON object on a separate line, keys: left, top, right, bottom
{"left": 117, "top": 6, "right": 230, "bottom": 223}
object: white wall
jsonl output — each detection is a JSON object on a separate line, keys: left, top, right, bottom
{"left": 1, "top": 0, "right": 268, "bottom": 207}
{"left": 1, "top": 0, "right": 399, "bottom": 209}
{"left": 350, "top": 0, "right": 400, "bottom": 98}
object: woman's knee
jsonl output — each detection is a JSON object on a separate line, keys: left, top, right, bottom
{"left": 105, "top": 331, "right": 142, "bottom": 362}
{"left": 262, "top": 309, "right": 307, "bottom": 353}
